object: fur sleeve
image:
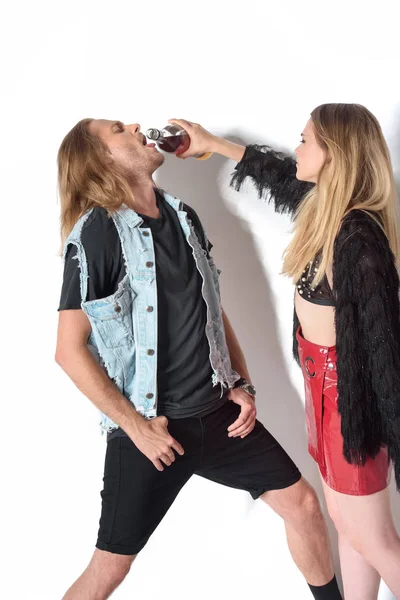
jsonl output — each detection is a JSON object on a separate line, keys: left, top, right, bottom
{"left": 333, "top": 211, "right": 400, "bottom": 489}
{"left": 230, "top": 144, "right": 313, "bottom": 217}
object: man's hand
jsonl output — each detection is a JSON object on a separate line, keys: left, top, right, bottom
{"left": 130, "top": 415, "right": 184, "bottom": 472}
{"left": 227, "top": 388, "right": 257, "bottom": 439}
{"left": 168, "top": 119, "right": 217, "bottom": 158}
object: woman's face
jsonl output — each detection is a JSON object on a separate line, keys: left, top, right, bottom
{"left": 295, "top": 119, "right": 326, "bottom": 183}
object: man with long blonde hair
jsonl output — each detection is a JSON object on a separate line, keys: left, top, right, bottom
{"left": 56, "top": 118, "right": 341, "bottom": 599}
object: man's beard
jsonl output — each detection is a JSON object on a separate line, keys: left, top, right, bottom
{"left": 152, "top": 149, "right": 165, "bottom": 171}
{"left": 120, "top": 149, "right": 165, "bottom": 182}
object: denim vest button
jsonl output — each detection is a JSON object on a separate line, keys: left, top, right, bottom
{"left": 146, "top": 393, "right": 154, "bottom": 399}
{"left": 142, "top": 231, "right": 150, "bottom": 237}
{"left": 147, "top": 349, "right": 155, "bottom": 356}
{"left": 147, "top": 306, "right": 154, "bottom": 312}
{"left": 114, "top": 305, "right": 121, "bottom": 313}
{"left": 146, "top": 261, "right": 154, "bottom": 268}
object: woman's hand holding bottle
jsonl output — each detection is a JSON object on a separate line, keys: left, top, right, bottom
{"left": 167, "top": 119, "right": 246, "bottom": 163}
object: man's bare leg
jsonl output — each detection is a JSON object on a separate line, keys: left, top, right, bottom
{"left": 261, "top": 478, "right": 337, "bottom": 587}
{"left": 62, "top": 549, "right": 136, "bottom": 600}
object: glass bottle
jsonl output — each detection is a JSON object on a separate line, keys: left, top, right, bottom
{"left": 146, "top": 124, "right": 212, "bottom": 160}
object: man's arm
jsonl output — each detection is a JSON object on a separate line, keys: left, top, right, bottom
{"left": 222, "top": 309, "right": 251, "bottom": 383}
{"left": 221, "top": 308, "right": 257, "bottom": 439}
{"left": 55, "top": 310, "right": 143, "bottom": 434}
{"left": 55, "top": 310, "right": 184, "bottom": 470}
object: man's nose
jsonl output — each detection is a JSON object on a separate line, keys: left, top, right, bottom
{"left": 127, "top": 123, "right": 140, "bottom": 134}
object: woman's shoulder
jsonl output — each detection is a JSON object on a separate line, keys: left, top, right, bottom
{"left": 337, "top": 209, "right": 388, "bottom": 248}
{"left": 335, "top": 210, "right": 396, "bottom": 274}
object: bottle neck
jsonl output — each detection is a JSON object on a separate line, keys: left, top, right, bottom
{"left": 146, "top": 128, "right": 162, "bottom": 141}
{"left": 146, "top": 126, "right": 187, "bottom": 141}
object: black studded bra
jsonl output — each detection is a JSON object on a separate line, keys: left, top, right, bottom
{"left": 296, "top": 252, "right": 335, "bottom": 307}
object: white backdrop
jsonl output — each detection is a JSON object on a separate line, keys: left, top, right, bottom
{"left": 1, "top": 1, "right": 400, "bottom": 598}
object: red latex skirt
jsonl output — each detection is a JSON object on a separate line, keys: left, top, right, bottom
{"left": 296, "top": 328, "right": 390, "bottom": 495}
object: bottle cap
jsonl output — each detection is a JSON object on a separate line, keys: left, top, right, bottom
{"left": 146, "top": 128, "right": 160, "bottom": 140}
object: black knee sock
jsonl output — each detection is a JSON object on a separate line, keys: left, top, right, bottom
{"left": 308, "top": 576, "right": 342, "bottom": 600}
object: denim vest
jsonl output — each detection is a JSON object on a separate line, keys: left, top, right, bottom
{"left": 63, "top": 192, "right": 239, "bottom": 433}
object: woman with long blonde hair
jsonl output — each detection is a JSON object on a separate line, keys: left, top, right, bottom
{"left": 171, "top": 105, "right": 400, "bottom": 598}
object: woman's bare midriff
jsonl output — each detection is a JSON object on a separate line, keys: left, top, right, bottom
{"left": 295, "top": 290, "right": 336, "bottom": 347}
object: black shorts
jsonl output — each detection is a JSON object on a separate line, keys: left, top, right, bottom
{"left": 96, "top": 401, "right": 301, "bottom": 555}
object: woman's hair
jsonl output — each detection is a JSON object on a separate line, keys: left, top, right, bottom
{"left": 57, "top": 118, "right": 134, "bottom": 250}
{"left": 282, "top": 103, "right": 400, "bottom": 284}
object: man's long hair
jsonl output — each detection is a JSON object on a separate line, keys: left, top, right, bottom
{"left": 57, "top": 119, "right": 134, "bottom": 249}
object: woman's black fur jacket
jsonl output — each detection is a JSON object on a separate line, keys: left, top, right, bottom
{"left": 231, "top": 144, "right": 400, "bottom": 489}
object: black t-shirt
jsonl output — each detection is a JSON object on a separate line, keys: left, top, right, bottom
{"left": 58, "top": 191, "right": 227, "bottom": 439}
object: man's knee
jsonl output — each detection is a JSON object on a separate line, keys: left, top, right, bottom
{"left": 91, "top": 549, "right": 136, "bottom": 589}
{"left": 261, "top": 478, "right": 322, "bottom": 523}
{"left": 292, "top": 483, "right": 322, "bottom": 523}
{"left": 107, "top": 558, "right": 134, "bottom": 586}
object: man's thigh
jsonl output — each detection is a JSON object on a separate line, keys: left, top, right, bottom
{"left": 96, "top": 428, "right": 198, "bottom": 556}
{"left": 197, "top": 402, "right": 301, "bottom": 499}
